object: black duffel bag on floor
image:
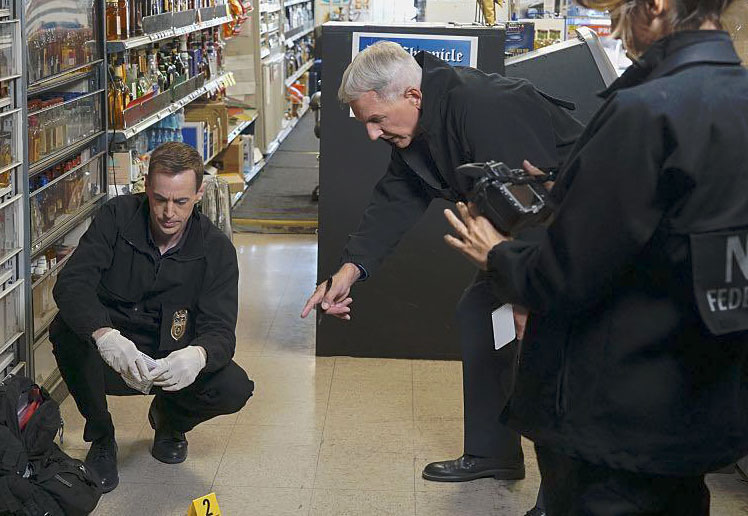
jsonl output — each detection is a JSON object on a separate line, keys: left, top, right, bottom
{"left": 0, "top": 375, "right": 102, "bottom": 515}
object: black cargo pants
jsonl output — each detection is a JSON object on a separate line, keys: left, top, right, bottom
{"left": 52, "top": 329, "right": 254, "bottom": 442}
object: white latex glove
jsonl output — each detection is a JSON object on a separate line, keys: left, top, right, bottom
{"left": 95, "top": 329, "right": 149, "bottom": 382}
{"left": 149, "top": 346, "right": 207, "bottom": 392}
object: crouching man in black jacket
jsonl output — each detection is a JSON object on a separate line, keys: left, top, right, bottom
{"left": 50, "top": 142, "right": 254, "bottom": 493}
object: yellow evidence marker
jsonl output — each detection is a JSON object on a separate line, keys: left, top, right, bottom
{"left": 187, "top": 492, "right": 221, "bottom": 516}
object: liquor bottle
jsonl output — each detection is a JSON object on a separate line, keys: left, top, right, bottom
{"left": 114, "top": 0, "right": 129, "bottom": 39}
{"left": 165, "top": 54, "right": 177, "bottom": 88}
{"left": 61, "top": 30, "right": 78, "bottom": 70}
{"left": 131, "top": 0, "right": 145, "bottom": 36}
{"left": 126, "top": 52, "right": 140, "bottom": 99}
{"left": 172, "top": 47, "right": 186, "bottom": 83}
{"left": 147, "top": 51, "right": 162, "bottom": 94}
{"left": 179, "top": 36, "right": 192, "bottom": 80}
{"left": 136, "top": 71, "right": 150, "bottom": 98}
{"left": 206, "top": 41, "right": 217, "bottom": 78}
{"left": 28, "top": 116, "right": 40, "bottom": 163}
{"left": 106, "top": 0, "right": 122, "bottom": 41}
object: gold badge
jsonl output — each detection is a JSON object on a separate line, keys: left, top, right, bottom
{"left": 171, "top": 309, "right": 188, "bottom": 341}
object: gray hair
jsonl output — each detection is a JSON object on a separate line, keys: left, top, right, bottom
{"left": 338, "top": 41, "right": 423, "bottom": 104}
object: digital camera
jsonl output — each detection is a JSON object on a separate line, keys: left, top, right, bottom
{"left": 456, "top": 161, "right": 554, "bottom": 235}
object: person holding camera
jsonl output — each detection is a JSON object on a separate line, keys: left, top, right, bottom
{"left": 445, "top": 0, "right": 748, "bottom": 512}
{"left": 301, "top": 41, "right": 584, "bottom": 483}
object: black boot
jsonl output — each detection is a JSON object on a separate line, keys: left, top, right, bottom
{"left": 85, "top": 436, "right": 119, "bottom": 493}
{"left": 148, "top": 405, "right": 188, "bottom": 464}
{"left": 422, "top": 454, "right": 525, "bottom": 482}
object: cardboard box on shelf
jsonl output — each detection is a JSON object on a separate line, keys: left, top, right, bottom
{"left": 108, "top": 151, "right": 136, "bottom": 185}
{"left": 185, "top": 102, "right": 230, "bottom": 148}
{"left": 216, "top": 138, "right": 245, "bottom": 174}
{"left": 182, "top": 121, "right": 208, "bottom": 161}
{"left": 217, "top": 172, "right": 245, "bottom": 194}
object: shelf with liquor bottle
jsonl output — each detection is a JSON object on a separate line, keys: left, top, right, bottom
{"left": 21, "top": 0, "right": 108, "bottom": 392}
{"left": 0, "top": 0, "right": 11, "bottom": 19}
{"left": 25, "top": 0, "right": 104, "bottom": 91}
{"left": 105, "top": 0, "right": 233, "bottom": 54}
{"left": 108, "top": 26, "right": 235, "bottom": 143}
{"left": 224, "top": 0, "right": 315, "bottom": 157}
{"left": 30, "top": 219, "right": 90, "bottom": 390}
{"left": 259, "top": 0, "right": 281, "bottom": 14}
{"left": 284, "top": 34, "right": 313, "bottom": 87}
{"left": 283, "top": 0, "right": 313, "bottom": 44}
{"left": 260, "top": 7, "right": 281, "bottom": 35}
{"left": 0, "top": 0, "right": 26, "bottom": 383}
{"left": 29, "top": 149, "right": 106, "bottom": 260}
{"left": 27, "top": 90, "right": 106, "bottom": 175}
{"left": 0, "top": 190, "right": 25, "bottom": 381}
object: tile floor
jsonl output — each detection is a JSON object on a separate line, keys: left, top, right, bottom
{"left": 57, "top": 234, "right": 748, "bottom": 515}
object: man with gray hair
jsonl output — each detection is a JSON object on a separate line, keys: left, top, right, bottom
{"left": 302, "top": 41, "right": 583, "bottom": 485}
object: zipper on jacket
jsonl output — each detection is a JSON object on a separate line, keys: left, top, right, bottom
{"left": 55, "top": 474, "right": 73, "bottom": 488}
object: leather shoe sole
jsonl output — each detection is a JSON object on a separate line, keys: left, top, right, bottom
{"left": 422, "top": 464, "right": 525, "bottom": 482}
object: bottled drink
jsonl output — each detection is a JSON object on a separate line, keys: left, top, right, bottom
{"left": 118, "top": 0, "right": 131, "bottom": 39}
{"left": 106, "top": 0, "right": 122, "bottom": 41}
{"left": 131, "top": 0, "right": 145, "bottom": 36}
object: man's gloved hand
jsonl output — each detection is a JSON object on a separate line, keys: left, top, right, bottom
{"left": 150, "top": 346, "right": 207, "bottom": 392}
{"left": 94, "top": 329, "right": 149, "bottom": 382}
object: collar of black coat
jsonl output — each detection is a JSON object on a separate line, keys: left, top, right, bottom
{"left": 601, "top": 30, "right": 741, "bottom": 98}
{"left": 121, "top": 193, "right": 205, "bottom": 261}
{"left": 413, "top": 51, "right": 463, "bottom": 137}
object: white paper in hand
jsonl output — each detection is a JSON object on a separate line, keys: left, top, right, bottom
{"left": 122, "top": 352, "right": 159, "bottom": 394}
{"left": 492, "top": 304, "right": 516, "bottom": 350}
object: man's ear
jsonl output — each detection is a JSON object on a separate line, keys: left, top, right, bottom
{"left": 405, "top": 87, "right": 423, "bottom": 109}
{"left": 196, "top": 180, "right": 206, "bottom": 202}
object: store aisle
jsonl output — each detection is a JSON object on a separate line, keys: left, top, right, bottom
{"left": 57, "top": 234, "right": 748, "bottom": 515}
{"left": 232, "top": 114, "right": 319, "bottom": 234}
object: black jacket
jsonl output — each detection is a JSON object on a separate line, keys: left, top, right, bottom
{"left": 341, "top": 52, "right": 584, "bottom": 276}
{"left": 50, "top": 194, "right": 239, "bottom": 373}
{"left": 489, "top": 31, "right": 748, "bottom": 475}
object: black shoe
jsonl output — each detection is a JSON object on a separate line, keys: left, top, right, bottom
{"left": 85, "top": 436, "right": 119, "bottom": 493}
{"left": 524, "top": 508, "right": 546, "bottom": 516}
{"left": 422, "top": 454, "right": 525, "bottom": 482}
{"left": 148, "top": 407, "right": 188, "bottom": 464}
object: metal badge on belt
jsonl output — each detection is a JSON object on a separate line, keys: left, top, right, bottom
{"left": 171, "top": 309, "right": 189, "bottom": 341}
{"left": 691, "top": 229, "right": 748, "bottom": 335}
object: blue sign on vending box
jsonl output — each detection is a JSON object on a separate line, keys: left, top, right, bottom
{"left": 352, "top": 32, "right": 479, "bottom": 68}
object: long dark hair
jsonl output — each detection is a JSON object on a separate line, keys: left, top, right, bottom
{"left": 576, "top": 0, "right": 736, "bottom": 55}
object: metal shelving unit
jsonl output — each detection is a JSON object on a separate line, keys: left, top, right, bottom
{"left": 106, "top": 12, "right": 232, "bottom": 53}
{"left": 285, "top": 23, "right": 314, "bottom": 45}
{"left": 109, "top": 71, "right": 235, "bottom": 143}
{"left": 284, "top": 59, "right": 313, "bottom": 87}
{"left": 0, "top": 0, "right": 28, "bottom": 382}
{"left": 284, "top": 0, "right": 312, "bottom": 8}
{"left": 19, "top": 0, "right": 108, "bottom": 394}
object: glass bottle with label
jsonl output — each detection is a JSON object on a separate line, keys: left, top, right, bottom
{"left": 106, "top": 0, "right": 122, "bottom": 41}
{"left": 118, "top": 0, "right": 131, "bottom": 39}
